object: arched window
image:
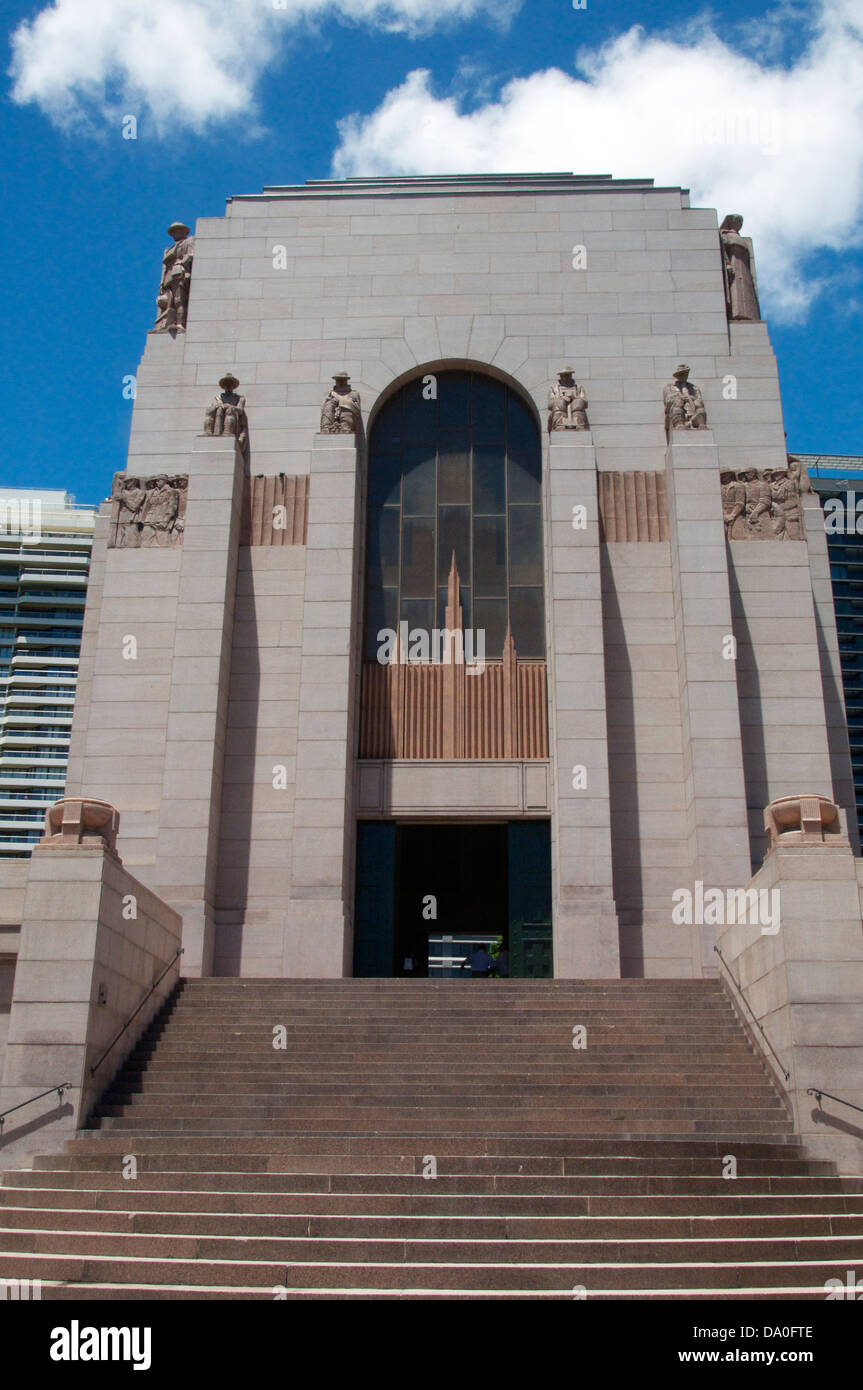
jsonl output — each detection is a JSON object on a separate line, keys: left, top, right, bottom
{"left": 363, "top": 370, "right": 545, "bottom": 663}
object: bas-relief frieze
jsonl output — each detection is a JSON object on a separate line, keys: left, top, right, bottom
{"left": 108, "top": 472, "right": 188, "bottom": 548}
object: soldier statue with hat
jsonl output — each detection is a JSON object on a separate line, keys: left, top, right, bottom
{"left": 321, "top": 372, "right": 362, "bottom": 434}
{"left": 548, "top": 367, "right": 589, "bottom": 432}
{"left": 153, "top": 221, "right": 195, "bottom": 332}
{"left": 663, "top": 364, "right": 707, "bottom": 432}
{"left": 204, "top": 372, "right": 249, "bottom": 456}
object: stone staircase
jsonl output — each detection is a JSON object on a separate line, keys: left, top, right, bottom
{"left": 1, "top": 978, "right": 861, "bottom": 1299}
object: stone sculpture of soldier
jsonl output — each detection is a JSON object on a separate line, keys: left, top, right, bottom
{"left": 663, "top": 364, "right": 707, "bottom": 431}
{"left": 140, "top": 476, "right": 181, "bottom": 546}
{"left": 320, "top": 372, "right": 362, "bottom": 434}
{"left": 720, "top": 214, "right": 761, "bottom": 322}
{"left": 547, "top": 368, "right": 589, "bottom": 431}
{"left": 115, "top": 475, "right": 147, "bottom": 544}
{"left": 204, "top": 372, "right": 249, "bottom": 456}
{"left": 743, "top": 467, "right": 774, "bottom": 536}
{"left": 153, "top": 222, "right": 195, "bottom": 332}
{"left": 720, "top": 470, "right": 747, "bottom": 540}
{"left": 788, "top": 455, "right": 812, "bottom": 496}
{"left": 767, "top": 468, "right": 803, "bottom": 541}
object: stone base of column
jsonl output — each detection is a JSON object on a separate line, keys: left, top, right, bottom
{"left": 282, "top": 900, "right": 350, "bottom": 977}
{"left": 173, "top": 902, "right": 215, "bottom": 978}
{"left": 554, "top": 889, "right": 621, "bottom": 978}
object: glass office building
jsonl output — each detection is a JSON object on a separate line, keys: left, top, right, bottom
{"left": 0, "top": 489, "right": 96, "bottom": 856}
{"left": 795, "top": 455, "right": 863, "bottom": 836}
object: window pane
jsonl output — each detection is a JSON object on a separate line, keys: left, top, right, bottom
{"left": 474, "top": 515, "right": 507, "bottom": 597}
{"left": 473, "top": 447, "right": 506, "bottom": 514}
{"left": 437, "top": 584, "right": 471, "bottom": 632}
{"left": 401, "top": 516, "right": 435, "bottom": 597}
{"left": 365, "top": 373, "right": 547, "bottom": 672}
{"left": 472, "top": 598, "right": 508, "bottom": 660}
{"left": 438, "top": 432, "right": 470, "bottom": 503}
{"left": 372, "top": 394, "right": 404, "bottom": 451}
{"left": 438, "top": 373, "right": 470, "bottom": 428}
{"left": 508, "top": 506, "right": 543, "bottom": 586}
{"left": 368, "top": 453, "right": 402, "bottom": 508}
{"left": 400, "top": 598, "right": 434, "bottom": 648}
{"left": 366, "top": 505, "right": 400, "bottom": 589}
{"left": 510, "top": 587, "right": 545, "bottom": 659}
{"left": 365, "top": 587, "right": 397, "bottom": 660}
{"left": 508, "top": 449, "right": 541, "bottom": 505}
{"left": 403, "top": 378, "right": 437, "bottom": 442}
{"left": 437, "top": 505, "right": 470, "bottom": 589}
{"left": 403, "top": 447, "right": 436, "bottom": 515}
{"left": 507, "top": 393, "right": 537, "bottom": 451}
{"left": 472, "top": 376, "right": 506, "bottom": 443}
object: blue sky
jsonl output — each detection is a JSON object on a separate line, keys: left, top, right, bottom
{"left": 2, "top": 0, "right": 862, "bottom": 504}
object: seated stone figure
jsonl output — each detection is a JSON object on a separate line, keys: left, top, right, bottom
{"left": 547, "top": 368, "right": 589, "bottom": 431}
{"left": 663, "top": 365, "right": 707, "bottom": 431}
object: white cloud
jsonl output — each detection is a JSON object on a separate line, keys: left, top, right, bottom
{"left": 8, "top": 0, "right": 517, "bottom": 133}
{"left": 332, "top": 0, "right": 863, "bottom": 319}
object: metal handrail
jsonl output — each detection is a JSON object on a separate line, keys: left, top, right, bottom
{"left": 807, "top": 1087, "right": 863, "bottom": 1116}
{"left": 0, "top": 1083, "right": 71, "bottom": 1134}
{"left": 713, "top": 944, "right": 791, "bottom": 1082}
{"left": 89, "top": 949, "right": 183, "bottom": 1077}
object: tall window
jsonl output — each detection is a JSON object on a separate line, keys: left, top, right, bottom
{"left": 364, "top": 370, "right": 544, "bottom": 661}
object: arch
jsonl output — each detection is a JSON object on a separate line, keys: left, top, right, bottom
{"left": 359, "top": 366, "right": 549, "bottom": 761}
{"left": 366, "top": 358, "right": 542, "bottom": 440}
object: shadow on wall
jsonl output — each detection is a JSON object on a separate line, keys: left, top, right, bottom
{"left": 600, "top": 550, "right": 643, "bottom": 975}
{"left": 727, "top": 561, "right": 766, "bottom": 873}
{"left": 0, "top": 1097, "right": 73, "bottom": 1156}
{"left": 811, "top": 1101, "right": 863, "bottom": 1147}
{"left": 213, "top": 553, "right": 261, "bottom": 977}
{"left": 813, "top": 602, "right": 862, "bottom": 854}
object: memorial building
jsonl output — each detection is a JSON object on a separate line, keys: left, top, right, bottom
{"left": 0, "top": 177, "right": 862, "bottom": 1299}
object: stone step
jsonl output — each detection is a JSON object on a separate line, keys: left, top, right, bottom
{"left": 5, "top": 1204, "right": 861, "bottom": 1241}
{"left": 29, "top": 1154, "right": 829, "bottom": 1177}
{"left": 95, "top": 1078, "right": 778, "bottom": 1100}
{"left": 5, "top": 1170, "right": 851, "bottom": 1195}
{"left": 60, "top": 1134, "right": 804, "bottom": 1156}
{"left": 1, "top": 1249, "right": 861, "bottom": 1292}
{"left": 4, "top": 1227, "right": 863, "bottom": 1268}
{"left": 24, "top": 1281, "right": 841, "bottom": 1300}
{"left": 4, "top": 1186, "right": 860, "bottom": 1218}
{"left": 92, "top": 1115, "right": 791, "bottom": 1135}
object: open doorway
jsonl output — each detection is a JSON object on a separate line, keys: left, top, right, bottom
{"left": 353, "top": 820, "right": 552, "bottom": 978}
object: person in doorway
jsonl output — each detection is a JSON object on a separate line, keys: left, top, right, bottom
{"left": 466, "top": 944, "right": 492, "bottom": 977}
{"left": 495, "top": 948, "right": 510, "bottom": 978}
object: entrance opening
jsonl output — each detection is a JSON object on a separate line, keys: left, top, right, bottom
{"left": 353, "top": 820, "right": 552, "bottom": 978}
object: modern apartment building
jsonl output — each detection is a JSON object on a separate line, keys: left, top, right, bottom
{"left": 0, "top": 489, "right": 95, "bottom": 856}
{"left": 795, "top": 457, "right": 863, "bottom": 837}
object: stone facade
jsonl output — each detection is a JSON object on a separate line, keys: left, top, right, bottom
{"left": 4, "top": 172, "right": 861, "bottom": 986}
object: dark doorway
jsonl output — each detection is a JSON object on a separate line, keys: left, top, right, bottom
{"left": 353, "top": 820, "right": 552, "bottom": 978}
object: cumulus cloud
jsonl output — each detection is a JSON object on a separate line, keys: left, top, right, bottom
{"left": 8, "top": 0, "right": 517, "bottom": 133}
{"left": 332, "top": 0, "right": 863, "bottom": 319}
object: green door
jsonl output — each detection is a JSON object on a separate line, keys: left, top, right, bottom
{"left": 508, "top": 821, "right": 553, "bottom": 978}
{"left": 353, "top": 821, "right": 396, "bottom": 976}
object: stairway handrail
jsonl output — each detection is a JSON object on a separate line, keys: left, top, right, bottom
{"left": 89, "top": 949, "right": 183, "bottom": 1077}
{"left": 0, "top": 1083, "right": 72, "bottom": 1133}
{"left": 713, "top": 944, "right": 791, "bottom": 1083}
{"left": 806, "top": 1087, "right": 863, "bottom": 1116}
